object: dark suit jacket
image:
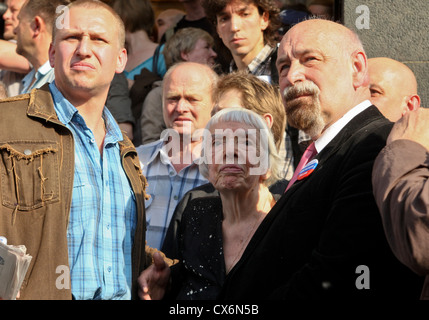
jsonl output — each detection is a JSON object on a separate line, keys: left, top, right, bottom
{"left": 219, "top": 105, "right": 424, "bottom": 299}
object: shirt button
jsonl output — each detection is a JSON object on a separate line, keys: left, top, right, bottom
{"left": 173, "top": 195, "right": 179, "bottom": 200}
{"left": 107, "top": 266, "right": 111, "bottom": 273}
{"left": 23, "top": 149, "right": 32, "bottom": 155}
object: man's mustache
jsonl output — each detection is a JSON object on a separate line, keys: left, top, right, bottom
{"left": 283, "top": 81, "right": 320, "bottom": 101}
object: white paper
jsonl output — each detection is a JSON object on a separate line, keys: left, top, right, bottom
{"left": 0, "top": 241, "right": 32, "bottom": 300}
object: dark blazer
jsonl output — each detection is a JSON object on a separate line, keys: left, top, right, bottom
{"left": 219, "top": 105, "right": 424, "bottom": 299}
{"left": 162, "top": 180, "right": 288, "bottom": 259}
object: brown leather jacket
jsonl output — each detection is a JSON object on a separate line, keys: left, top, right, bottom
{"left": 0, "top": 84, "right": 154, "bottom": 300}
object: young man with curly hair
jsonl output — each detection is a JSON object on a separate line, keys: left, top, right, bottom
{"left": 203, "top": 0, "right": 281, "bottom": 84}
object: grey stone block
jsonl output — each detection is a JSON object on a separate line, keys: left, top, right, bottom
{"left": 343, "top": 0, "right": 428, "bottom": 106}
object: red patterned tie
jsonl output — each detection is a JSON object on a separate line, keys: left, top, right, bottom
{"left": 285, "top": 142, "right": 317, "bottom": 192}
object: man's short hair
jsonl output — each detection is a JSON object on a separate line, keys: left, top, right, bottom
{"left": 52, "top": 0, "right": 126, "bottom": 48}
{"left": 22, "top": 0, "right": 72, "bottom": 33}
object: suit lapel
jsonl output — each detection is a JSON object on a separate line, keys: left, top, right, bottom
{"left": 228, "top": 106, "right": 387, "bottom": 277}
{"left": 285, "top": 105, "right": 386, "bottom": 193}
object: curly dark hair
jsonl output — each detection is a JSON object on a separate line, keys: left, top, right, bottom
{"left": 202, "top": 0, "right": 281, "bottom": 47}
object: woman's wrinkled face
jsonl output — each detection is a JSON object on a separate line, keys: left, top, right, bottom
{"left": 206, "top": 120, "right": 268, "bottom": 192}
{"left": 183, "top": 38, "right": 218, "bottom": 67}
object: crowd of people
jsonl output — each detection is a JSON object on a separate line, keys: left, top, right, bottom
{"left": 0, "top": 0, "right": 427, "bottom": 301}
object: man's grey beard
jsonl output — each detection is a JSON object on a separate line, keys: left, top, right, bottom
{"left": 282, "top": 81, "right": 325, "bottom": 138}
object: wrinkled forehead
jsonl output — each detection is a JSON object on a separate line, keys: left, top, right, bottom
{"left": 6, "top": 0, "right": 25, "bottom": 8}
{"left": 55, "top": 6, "right": 117, "bottom": 38}
{"left": 282, "top": 23, "right": 328, "bottom": 51}
{"left": 166, "top": 64, "right": 214, "bottom": 89}
{"left": 278, "top": 31, "right": 324, "bottom": 66}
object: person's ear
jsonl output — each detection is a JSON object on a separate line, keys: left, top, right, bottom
{"left": 115, "top": 48, "right": 127, "bottom": 73}
{"left": 260, "top": 11, "right": 269, "bottom": 31}
{"left": 351, "top": 50, "right": 368, "bottom": 89}
{"left": 400, "top": 94, "right": 421, "bottom": 117}
{"left": 48, "top": 42, "right": 55, "bottom": 67}
{"left": 262, "top": 113, "right": 274, "bottom": 128}
{"left": 31, "top": 16, "right": 43, "bottom": 37}
{"left": 180, "top": 51, "right": 189, "bottom": 61}
{"left": 407, "top": 94, "right": 421, "bottom": 111}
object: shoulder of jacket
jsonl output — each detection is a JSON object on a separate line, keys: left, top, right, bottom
{"left": 0, "top": 93, "right": 31, "bottom": 104}
{"left": 0, "top": 93, "right": 31, "bottom": 115}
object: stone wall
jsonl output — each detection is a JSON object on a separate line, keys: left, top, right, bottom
{"left": 342, "top": 0, "right": 428, "bottom": 106}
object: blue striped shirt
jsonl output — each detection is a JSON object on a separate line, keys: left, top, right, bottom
{"left": 136, "top": 139, "right": 207, "bottom": 249}
{"left": 49, "top": 82, "right": 137, "bottom": 300}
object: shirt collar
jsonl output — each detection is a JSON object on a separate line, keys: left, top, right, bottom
{"left": 247, "top": 44, "right": 274, "bottom": 73}
{"left": 229, "top": 44, "right": 274, "bottom": 73}
{"left": 314, "top": 100, "right": 372, "bottom": 153}
{"left": 49, "top": 81, "right": 77, "bottom": 125}
{"left": 37, "top": 60, "right": 53, "bottom": 77}
{"left": 143, "top": 137, "right": 202, "bottom": 168}
{"left": 49, "top": 81, "right": 123, "bottom": 143}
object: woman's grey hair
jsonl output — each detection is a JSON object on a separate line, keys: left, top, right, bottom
{"left": 163, "top": 27, "right": 214, "bottom": 69}
{"left": 199, "top": 107, "right": 282, "bottom": 187}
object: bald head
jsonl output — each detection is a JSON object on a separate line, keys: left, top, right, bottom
{"left": 162, "top": 62, "right": 218, "bottom": 136}
{"left": 369, "top": 57, "right": 420, "bottom": 121}
{"left": 286, "top": 19, "right": 365, "bottom": 56}
{"left": 276, "top": 19, "right": 370, "bottom": 138}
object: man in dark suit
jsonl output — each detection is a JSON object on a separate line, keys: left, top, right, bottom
{"left": 136, "top": 18, "right": 423, "bottom": 300}
{"left": 219, "top": 18, "right": 423, "bottom": 299}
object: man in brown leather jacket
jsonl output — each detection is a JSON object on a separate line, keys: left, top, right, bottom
{"left": 0, "top": 0, "right": 165, "bottom": 300}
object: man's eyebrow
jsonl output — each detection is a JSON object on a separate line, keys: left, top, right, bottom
{"left": 369, "top": 84, "right": 384, "bottom": 93}
{"left": 60, "top": 28, "right": 108, "bottom": 37}
{"left": 276, "top": 55, "right": 290, "bottom": 68}
{"left": 218, "top": 4, "right": 249, "bottom": 15}
{"left": 277, "top": 49, "right": 324, "bottom": 66}
{"left": 166, "top": 91, "right": 202, "bottom": 98}
{"left": 236, "top": 5, "right": 250, "bottom": 13}
{"left": 59, "top": 28, "right": 81, "bottom": 36}
{"left": 166, "top": 92, "right": 180, "bottom": 98}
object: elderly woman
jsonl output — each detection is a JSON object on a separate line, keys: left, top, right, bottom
{"left": 161, "top": 71, "right": 288, "bottom": 260}
{"left": 212, "top": 72, "right": 286, "bottom": 151}
{"left": 163, "top": 27, "right": 218, "bottom": 69}
{"left": 138, "top": 108, "right": 282, "bottom": 300}
{"left": 212, "top": 71, "right": 297, "bottom": 181}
